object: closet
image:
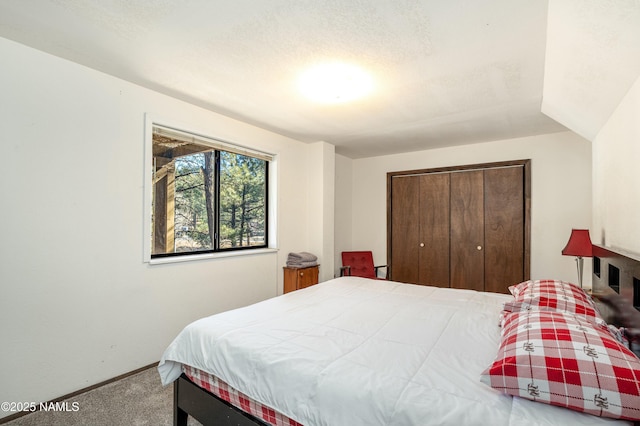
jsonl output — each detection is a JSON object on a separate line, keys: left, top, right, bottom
{"left": 387, "top": 160, "right": 530, "bottom": 294}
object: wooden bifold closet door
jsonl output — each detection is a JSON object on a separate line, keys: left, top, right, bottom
{"left": 390, "top": 173, "right": 450, "bottom": 287}
{"left": 387, "top": 160, "right": 530, "bottom": 294}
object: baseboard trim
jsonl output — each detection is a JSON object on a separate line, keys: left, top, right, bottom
{"left": 0, "top": 362, "right": 158, "bottom": 425}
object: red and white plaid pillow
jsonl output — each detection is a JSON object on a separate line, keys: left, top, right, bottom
{"left": 504, "top": 279, "right": 605, "bottom": 325}
{"left": 481, "top": 310, "right": 640, "bottom": 421}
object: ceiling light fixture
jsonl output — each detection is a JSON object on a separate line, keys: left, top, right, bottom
{"left": 298, "top": 63, "right": 373, "bottom": 104}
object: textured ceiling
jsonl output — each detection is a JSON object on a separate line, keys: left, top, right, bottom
{"left": 542, "top": 0, "right": 640, "bottom": 142}
{"left": 0, "top": 0, "right": 573, "bottom": 158}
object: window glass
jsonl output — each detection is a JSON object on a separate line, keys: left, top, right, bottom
{"left": 219, "top": 151, "right": 267, "bottom": 249}
{"left": 151, "top": 126, "right": 268, "bottom": 258}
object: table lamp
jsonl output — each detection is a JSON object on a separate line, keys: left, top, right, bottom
{"left": 561, "top": 229, "right": 593, "bottom": 289}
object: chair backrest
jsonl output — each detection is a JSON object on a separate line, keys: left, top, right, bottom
{"left": 341, "top": 251, "right": 376, "bottom": 279}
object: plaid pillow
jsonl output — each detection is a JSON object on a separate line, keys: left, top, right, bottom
{"left": 508, "top": 279, "right": 583, "bottom": 298}
{"left": 481, "top": 310, "right": 640, "bottom": 421}
{"left": 505, "top": 279, "right": 605, "bottom": 325}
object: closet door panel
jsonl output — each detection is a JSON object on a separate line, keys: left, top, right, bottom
{"left": 450, "top": 171, "right": 484, "bottom": 291}
{"left": 484, "top": 167, "right": 524, "bottom": 293}
{"left": 419, "top": 173, "right": 450, "bottom": 287}
{"left": 390, "top": 176, "right": 420, "bottom": 283}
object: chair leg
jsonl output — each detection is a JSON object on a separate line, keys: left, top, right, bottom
{"left": 340, "top": 266, "right": 351, "bottom": 277}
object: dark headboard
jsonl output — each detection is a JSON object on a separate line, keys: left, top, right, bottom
{"left": 592, "top": 244, "right": 640, "bottom": 311}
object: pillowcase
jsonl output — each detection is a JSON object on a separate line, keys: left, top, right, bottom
{"left": 509, "top": 279, "right": 586, "bottom": 298}
{"left": 504, "top": 279, "right": 605, "bottom": 325}
{"left": 481, "top": 310, "right": 640, "bottom": 421}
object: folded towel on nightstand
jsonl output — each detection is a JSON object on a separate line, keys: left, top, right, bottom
{"left": 286, "top": 252, "right": 318, "bottom": 267}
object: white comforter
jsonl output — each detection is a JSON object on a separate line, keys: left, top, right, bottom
{"left": 158, "top": 277, "right": 629, "bottom": 426}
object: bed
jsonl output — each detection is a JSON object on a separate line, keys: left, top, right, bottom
{"left": 159, "top": 274, "right": 639, "bottom": 426}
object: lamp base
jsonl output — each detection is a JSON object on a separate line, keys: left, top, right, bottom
{"left": 575, "top": 256, "right": 584, "bottom": 289}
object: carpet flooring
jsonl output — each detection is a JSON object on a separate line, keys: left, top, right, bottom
{"left": 2, "top": 367, "right": 201, "bottom": 426}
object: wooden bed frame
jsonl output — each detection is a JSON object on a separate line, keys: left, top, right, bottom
{"left": 173, "top": 245, "right": 640, "bottom": 426}
{"left": 592, "top": 244, "right": 640, "bottom": 312}
{"left": 591, "top": 245, "right": 640, "bottom": 359}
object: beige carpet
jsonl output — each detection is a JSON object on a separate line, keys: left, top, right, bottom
{"left": 2, "top": 367, "right": 201, "bottom": 426}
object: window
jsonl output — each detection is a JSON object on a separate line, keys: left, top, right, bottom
{"left": 149, "top": 124, "right": 271, "bottom": 259}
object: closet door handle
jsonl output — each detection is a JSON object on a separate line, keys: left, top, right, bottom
{"left": 477, "top": 245, "right": 482, "bottom": 251}
{"left": 419, "top": 243, "right": 425, "bottom": 247}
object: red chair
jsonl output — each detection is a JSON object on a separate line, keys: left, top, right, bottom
{"left": 340, "top": 251, "right": 388, "bottom": 280}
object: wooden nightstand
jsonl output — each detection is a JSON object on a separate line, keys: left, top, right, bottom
{"left": 283, "top": 265, "right": 319, "bottom": 294}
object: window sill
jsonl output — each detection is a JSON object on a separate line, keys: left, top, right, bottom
{"left": 147, "top": 248, "right": 278, "bottom": 265}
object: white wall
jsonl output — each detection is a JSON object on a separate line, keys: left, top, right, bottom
{"left": 334, "top": 154, "right": 353, "bottom": 277}
{"left": 335, "top": 131, "right": 593, "bottom": 288}
{"left": 0, "top": 37, "right": 321, "bottom": 418}
{"left": 593, "top": 74, "right": 640, "bottom": 255}
{"left": 306, "top": 142, "right": 335, "bottom": 282}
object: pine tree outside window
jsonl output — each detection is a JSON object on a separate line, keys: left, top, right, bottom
{"left": 150, "top": 125, "right": 269, "bottom": 258}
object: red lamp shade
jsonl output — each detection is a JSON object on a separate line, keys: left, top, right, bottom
{"left": 561, "top": 229, "right": 593, "bottom": 257}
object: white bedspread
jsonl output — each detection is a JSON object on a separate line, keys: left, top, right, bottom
{"left": 158, "top": 277, "right": 629, "bottom": 426}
